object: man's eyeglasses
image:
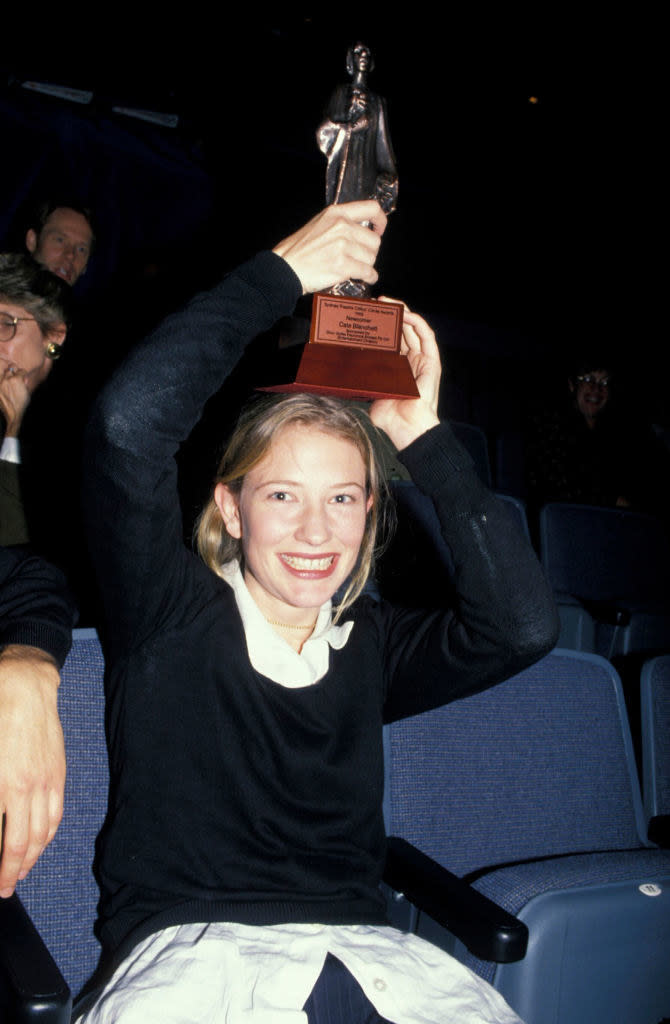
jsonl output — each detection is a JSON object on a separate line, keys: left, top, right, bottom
{"left": 576, "top": 374, "right": 609, "bottom": 389}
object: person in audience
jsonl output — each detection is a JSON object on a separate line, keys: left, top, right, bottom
{"left": 525, "top": 353, "right": 670, "bottom": 518}
{"left": 0, "top": 254, "right": 70, "bottom": 545}
{"left": 76, "top": 201, "right": 557, "bottom": 1023}
{"left": 24, "top": 201, "right": 95, "bottom": 288}
{"left": 0, "top": 545, "right": 75, "bottom": 897}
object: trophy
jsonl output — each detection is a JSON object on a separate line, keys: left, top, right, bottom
{"left": 262, "top": 42, "right": 419, "bottom": 400}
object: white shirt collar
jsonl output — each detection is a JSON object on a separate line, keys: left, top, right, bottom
{"left": 0, "top": 436, "right": 21, "bottom": 464}
{"left": 220, "top": 561, "right": 354, "bottom": 688}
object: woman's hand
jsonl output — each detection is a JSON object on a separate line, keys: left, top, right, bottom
{"left": 369, "top": 301, "right": 441, "bottom": 450}
{"left": 0, "top": 366, "right": 31, "bottom": 438}
{"left": 273, "top": 201, "right": 386, "bottom": 295}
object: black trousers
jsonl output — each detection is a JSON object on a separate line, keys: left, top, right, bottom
{"left": 303, "top": 953, "right": 395, "bottom": 1024}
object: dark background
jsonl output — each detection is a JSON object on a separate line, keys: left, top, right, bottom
{"left": 0, "top": 12, "right": 660, "bottom": 428}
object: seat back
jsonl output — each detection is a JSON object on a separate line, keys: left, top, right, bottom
{"left": 494, "top": 428, "right": 527, "bottom": 500}
{"left": 450, "top": 421, "right": 492, "bottom": 487}
{"left": 540, "top": 503, "right": 670, "bottom": 657}
{"left": 15, "top": 628, "right": 108, "bottom": 999}
{"left": 553, "top": 599, "right": 597, "bottom": 652}
{"left": 641, "top": 654, "right": 670, "bottom": 822}
{"left": 495, "top": 493, "right": 530, "bottom": 542}
{"left": 384, "top": 649, "right": 647, "bottom": 877}
{"left": 540, "top": 501, "right": 670, "bottom": 607}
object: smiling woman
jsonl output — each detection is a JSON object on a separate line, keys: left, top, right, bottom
{"left": 77, "top": 202, "right": 557, "bottom": 1023}
{"left": 198, "top": 394, "right": 385, "bottom": 631}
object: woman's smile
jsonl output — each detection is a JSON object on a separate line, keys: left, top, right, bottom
{"left": 279, "top": 553, "right": 338, "bottom": 575}
{"left": 215, "top": 423, "right": 372, "bottom": 625}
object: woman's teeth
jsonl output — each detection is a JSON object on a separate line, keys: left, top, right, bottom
{"left": 281, "top": 555, "right": 334, "bottom": 570}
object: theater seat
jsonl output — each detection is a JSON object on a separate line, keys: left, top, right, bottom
{"left": 383, "top": 649, "right": 670, "bottom": 1024}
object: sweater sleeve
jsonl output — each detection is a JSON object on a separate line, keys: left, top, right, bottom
{"left": 0, "top": 547, "right": 75, "bottom": 667}
{"left": 82, "top": 252, "right": 302, "bottom": 652}
{"left": 381, "top": 422, "right": 559, "bottom": 722}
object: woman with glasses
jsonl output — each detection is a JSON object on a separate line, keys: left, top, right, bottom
{"left": 76, "top": 201, "right": 557, "bottom": 1023}
{"left": 0, "top": 254, "right": 68, "bottom": 545}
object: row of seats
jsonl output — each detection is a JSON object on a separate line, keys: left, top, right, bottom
{"left": 392, "top": 467, "right": 670, "bottom": 662}
{"left": 1, "top": 633, "right": 669, "bottom": 1022}
{"left": 540, "top": 501, "right": 670, "bottom": 661}
{"left": 383, "top": 647, "right": 670, "bottom": 1024}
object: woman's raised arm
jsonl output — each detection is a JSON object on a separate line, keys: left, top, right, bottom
{"left": 82, "top": 203, "right": 386, "bottom": 650}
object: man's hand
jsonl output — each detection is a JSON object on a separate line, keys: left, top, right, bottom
{"left": 0, "top": 645, "right": 65, "bottom": 897}
{"left": 0, "top": 366, "right": 31, "bottom": 438}
{"left": 272, "top": 200, "right": 387, "bottom": 295}
{"left": 369, "top": 301, "right": 442, "bottom": 451}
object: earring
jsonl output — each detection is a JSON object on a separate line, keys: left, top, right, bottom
{"left": 45, "top": 342, "right": 62, "bottom": 360}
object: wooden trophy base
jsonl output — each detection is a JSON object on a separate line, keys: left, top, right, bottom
{"left": 258, "top": 293, "right": 419, "bottom": 401}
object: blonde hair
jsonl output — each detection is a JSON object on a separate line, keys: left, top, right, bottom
{"left": 196, "top": 393, "right": 391, "bottom": 617}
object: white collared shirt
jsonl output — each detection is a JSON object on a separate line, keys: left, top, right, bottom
{"left": 0, "top": 436, "right": 21, "bottom": 463}
{"left": 219, "top": 560, "right": 353, "bottom": 688}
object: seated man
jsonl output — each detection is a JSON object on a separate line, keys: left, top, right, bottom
{"left": 0, "top": 545, "right": 75, "bottom": 897}
{"left": 24, "top": 200, "right": 95, "bottom": 288}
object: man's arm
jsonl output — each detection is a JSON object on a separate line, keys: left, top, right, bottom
{"left": 0, "top": 547, "right": 75, "bottom": 897}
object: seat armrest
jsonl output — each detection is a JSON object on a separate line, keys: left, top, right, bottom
{"left": 383, "top": 836, "right": 528, "bottom": 963}
{"left": 0, "top": 893, "right": 71, "bottom": 1023}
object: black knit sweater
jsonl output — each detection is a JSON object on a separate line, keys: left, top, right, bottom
{"left": 83, "top": 251, "right": 558, "bottom": 963}
{"left": 0, "top": 546, "right": 75, "bottom": 665}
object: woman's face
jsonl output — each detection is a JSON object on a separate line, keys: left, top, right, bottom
{"left": 215, "top": 423, "right": 372, "bottom": 623}
{"left": 0, "top": 300, "right": 64, "bottom": 391}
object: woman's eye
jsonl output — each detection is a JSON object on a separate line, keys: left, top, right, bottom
{"left": 332, "top": 493, "right": 353, "bottom": 504}
{"left": 270, "top": 491, "right": 289, "bottom": 501}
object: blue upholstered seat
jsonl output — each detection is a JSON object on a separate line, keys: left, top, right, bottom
{"left": 384, "top": 649, "right": 670, "bottom": 1024}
